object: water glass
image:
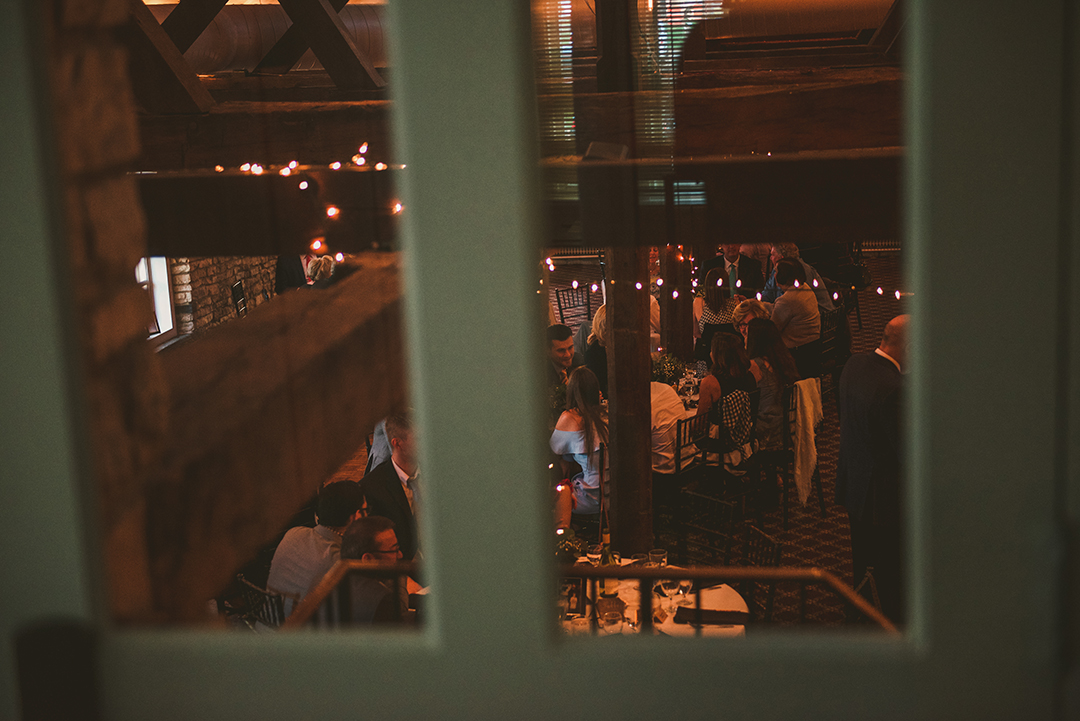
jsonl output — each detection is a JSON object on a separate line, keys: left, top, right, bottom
{"left": 648, "top": 549, "right": 668, "bottom": 567}
{"left": 600, "top": 611, "right": 624, "bottom": 635}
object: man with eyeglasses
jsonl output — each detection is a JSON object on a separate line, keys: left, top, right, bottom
{"left": 340, "top": 516, "right": 411, "bottom": 624}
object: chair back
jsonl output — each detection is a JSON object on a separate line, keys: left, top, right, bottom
{"left": 780, "top": 383, "right": 797, "bottom": 454}
{"left": 674, "top": 413, "right": 709, "bottom": 474}
{"left": 554, "top": 286, "right": 593, "bottom": 327}
{"left": 679, "top": 490, "right": 736, "bottom": 565}
{"left": 237, "top": 574, "right": 293, "bottom": 630}
{"left": 818, "top": 306, "right": 848, "bottom": 377}
{"left": 737, "top": 525, "right": 783, "bottom": 621}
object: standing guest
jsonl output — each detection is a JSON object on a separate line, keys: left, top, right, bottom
{"left": 274, "top": 253, "right": 315, "bottom": 294}
{"left": 693, "top": 267, "right": 739, "bottom": 362}
{"left": 745, "top": 318, "right": 801, "bottom": 452}
{"left": 584, "top": 305, "right": 609, "bottom": 398}
{"left": 771, "top": 257, "right": 821, "bottom": 378}
{"left": 732, "top": 299, "right": 773, "bottom": 341}
{"left": 340, "top": 516, "right": 411, "bottom": 624}
{"left": 837, "top": 315, "right": 908, "bottom": 625}
{"left": 267, "top": 481, "right": 367, "bottom": 616}
{"left": 365, "top": 418, "right": 391, "bottom": 475}
{"left": 760, "top": 243, "right": 834, "bottom": 310}
{"left": 550, "top": 367, "right": 608, "bottom": 515}
{"left": 696, "top": 333, "right": 757, "bottom": 473}
{"left": 699, "top": 243, "right": 765, "bottom": 299}
{"left": 360, "top": 413, "right": 421, "bottom": 561}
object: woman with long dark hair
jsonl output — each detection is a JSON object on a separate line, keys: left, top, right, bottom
{"left": 696, "top": 332, "right": 756, "bottom": 471}
{"left": 550, "top": 367, "right": 609, "bottom": 515}
{"left": 694, "top": 266, "right": 740, "bottom": 362}
{"left": 746, "top": 317, "right": 801, "bottom": 450}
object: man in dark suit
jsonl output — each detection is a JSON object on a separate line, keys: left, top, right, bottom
{"left": 360, "top": 413, "right": 420, "bottom": 561}
{"left": 698, "top": 244, "right": 765, "bottom": 299}
{"left": 836, "top": 314, "right": 908, "bottom": 625}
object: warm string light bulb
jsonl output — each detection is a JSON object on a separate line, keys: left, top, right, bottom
{"left": 335, "top": 252, "right": 344, "bottom": 262}
{"left": 298, "top": 180, "right": 309, "bottom": 190}
{"left": 326, "top": 206, "right": 340, "bottom": 218}
{"left": 876, "top": 287, "right": 884, "bottom": 295}
{"left": 392, "top": 202, "right": 403, "bottom": 214}
{"left": 635, "top": 282, "right": 642, "bottom": 290}
{"left": 793, "top": 280, "right": 800, "bottom": 288}
{"left": 279, "top": 167, "right": 291, "bottom": 176}
{"left": 672, "top": 290, "right": 679, "bottom": 299}
{"left": 895, "top": 290, "right": 902, "bottom": 300}
{"left": 591, "top": 283, "right": 598, "bottom": 292}
{"left": 359, "top": 142, "right": 368, "bottom": 154}
{"left": 756, "top": 292, "right": 763, "bottom": 301}
{"left": 375, "top": 162, "right": 387, "bottom": 171}
{"left": 736, "top": 279, "right": 742, "bottom": 288}
{"left": 311, "top": 239, "right": 323, "bottom": 251}
{"left": 288, "top": 160, "right": 298, "bottom": 169}
{"left": 571, "top": 280, "right": 578, "bottom": 289}
{"left": 214, "top": 165, "right": 224, "bottom": 172}
{"left": 250, "top": 164, "right": 264, "bottom": 175}
{"left": 656, "top": 278, "right": 664, "bottom": 287}
{"left": 330, "top": 161, "right": 342, "bottom": 170}
{"left": 240, "top": 163, "right": 251, "bottom": 172}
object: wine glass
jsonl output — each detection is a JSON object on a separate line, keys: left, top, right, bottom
{"left": 660, "top": 579, "right": 681, "bottom": 611}
{"left": 649, "top": 549, "right": 668, "bottom": 567}
{"left": 676, "top": 579, "right": 693, "bottom": 606}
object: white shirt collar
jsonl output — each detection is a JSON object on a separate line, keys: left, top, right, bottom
{"left": 875, "top": 347, "right": 902, "bottom": 373}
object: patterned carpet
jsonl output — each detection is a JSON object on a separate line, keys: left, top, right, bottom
{"left": 548, "top": 251, "right": 905, "bottom": 627}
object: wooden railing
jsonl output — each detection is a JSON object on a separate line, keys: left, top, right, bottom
{"left": 283, "top": 561, "right": 898, "bottom": 634}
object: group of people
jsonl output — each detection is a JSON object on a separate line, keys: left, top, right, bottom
{"left": 274, "top": 253, "right": 337, "bottom": 294}
{"left": 546, "top": 241, "right": 909, "bottom": 624}
{"left": 265, "top": 413, "right": 421, "bottom": 624}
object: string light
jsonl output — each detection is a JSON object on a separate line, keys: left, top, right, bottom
{"left": 756, "top": 292, "right": 762, "bottom": 301}
{"left": 330, "top": 162, "right": 342, "bottom": 170}
{"left": 571, "top": 280, "right": 578, "bottom": 289}
{"left": 352, "top": 155, "right": 367, "bottom": 165}
{"left": 392, "top": 202, "right": 403, "bottom": 214}
{"left": 375, "top": 162, "right": 387, "bottom": 170}
{"left": 793, "top": 279, "right": 800, "bottom": 288}
{"left": 692, "top": 279, "right": 698, "bottom": 288}
{"left": 895, "top": 290, "right": 901, "bottom": 300}
{"left": 250, "top": 164, "right": 264, "bottom": 175}
{"left": 311, "top": 238, "right": 323, "bottom": 251}
{"left": 656, "top": 278, "right": 664, "bottom": 287}
{"left": 812, "top": 279, "right": 819, "bottom": 287}
{"left": 359, "top": 142, "right": 368, "bottom": 154}
{"left": 876, "top": 287, "right": 884, "bottom": 295}
{"left": 240, "top": 163, "right": 251, "bottom": 172}
{"left": 214, "top": 165, "right": 224, "bottom": 172}
{"left": 335, "top": 252, "right": 344, "bottom": 262}
{"left": 298, "top": 181, "right": 309, "bottom": 190}
{"left": 591, "top": 283, "right": 598, "bottom": 292}
{"left": 672, "top": 290, "right": 679, "bottom": 299}
{"left": 279, "top": 167, "right": 291, "bottom": 176}
{"left": 326, "top": 206, "right": 340, "bottom": 218}
{"left": 833, "top": 292, "right": 840, "bottom": 301}
{"left": 716, "top": 278, "right": 722, "bottom": 286}
{"left": 549, "top": 463, "right": 554, "bottom": 469}
{"left": 635, "top": 282, "right": 642, "bottom": 290}
{"left": 736, "top": 279, "right": 742, "bottom": 288}
{"left": 289, "top": 160, "right": 298, "bottom": 169}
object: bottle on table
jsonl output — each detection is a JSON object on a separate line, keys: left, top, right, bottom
{"left": 600, "top": 530, "right": 619, "bottom": 597}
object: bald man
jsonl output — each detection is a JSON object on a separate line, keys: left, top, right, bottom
{"left": 836, "top": 315, "right": 908, "bottom": 625}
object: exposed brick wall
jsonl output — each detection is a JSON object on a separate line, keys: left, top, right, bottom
{"left": 171, "top": 256, "right": 276, "bottom": 335}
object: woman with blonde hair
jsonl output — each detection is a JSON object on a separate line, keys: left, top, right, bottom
{"left": 732, "top": 298, "right": 772, "bottom": 340}
{"left": 584, "top": 304, "right": 609, "bottom": 397}
{"left": 550, "top": 367, "right": 609, "bottom": 515}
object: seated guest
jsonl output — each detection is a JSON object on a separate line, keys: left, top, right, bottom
{"left": 267, "top": 481, "right": 367, "bottom": 616}
{"left": 649, "top": 293, "right": 662, "bottom": 353}
{"left": 584, "top": 304, "right": 609, "bottom": 398}
{"left": 360, "top": 413, "right": 421, "bottom": 561}
{"left": 760, "top": 243, "right": 835, "bottom": 310}
{"left": 732, "top": 299, "right": 773, "bottom": 341}
{"left": 694, "top": 267, "right": 739, "bottom": 362}
{"left": 547, "top": 324, "right": 579, "bottom": 387}
{"left": 745, "top": 317, "right": 801, "bottom": 451}
{"left": 340, "top": 516, "right": 411, "bottom": 624}
{"left": 306, "top": 255, "right": 336, "bottom": 288}
{"left": 274, "top": 253, "right": 314, "bottom": 294}
{"left": 650, "top": 362, "right": 689, "bottom": 523}
{"left": 696, "top": 332, "right": 757, "bottom": 473}
{"left": 771, "top": 257, "right": 822, "bottom": 378}
{"left": 550, "top": 367, "right": 608, "bottom": 515}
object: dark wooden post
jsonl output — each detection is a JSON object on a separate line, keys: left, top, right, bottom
{"left": 594, "top": 0, "right": 635, "bottom": 93}
{"left": 605, "top": 246, "right": 653, "bottom": 553}
{"left": 659, "top": 243, "right": 694, "bottom": 362}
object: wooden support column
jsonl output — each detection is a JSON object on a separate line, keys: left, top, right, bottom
{"left": 605, "top": 246, "right": 653, "bottom": 554}
{"left": 594, "top": 0, "right": 635, "bottom": 93}
{"left": 659, "top": 243, "right": 693, "bottom": 362}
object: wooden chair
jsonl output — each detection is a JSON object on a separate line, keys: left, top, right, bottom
{"left": 678, "top": 489, "right": 736, "bottom": 566}
{"left": 554, "top": 286, "right": 593, "bottom": 327}
{"left": 818, "top": 305, "right": 850, "bottom": 398}
{"left": 737, "top": 525, "right": 782, "bottom": 622}
{"left": 673, "top": 413, "right": 709, "bottom": 476}
{"left": 694, "top": 388, "right": 762, "bottom": 525}
{"left": 235, "top": 574, "right": 294, "bottom": 631}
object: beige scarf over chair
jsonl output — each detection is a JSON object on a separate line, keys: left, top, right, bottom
{"left": 793, "top": 378, "right": 823, "bottom": 504}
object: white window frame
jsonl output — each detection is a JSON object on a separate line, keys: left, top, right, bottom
{"left": 0, "top": 0, "right": 1073, "bottom": 718}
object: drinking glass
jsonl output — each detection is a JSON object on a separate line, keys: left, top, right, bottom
{"left": 649, "top": 549, "right": 668, "bottom": 567}
{"left": 600, "top": 611, "right": 624, "bottom": 635}
{"left": 677, "top": 578, "right": 693, "bottom": 606}
{"left": 623, "top": 603, "right": 640, "bottom": 632}
{"left": 586, "top": 545, "right": 603, "bottom": 566}
{"left": 660, "top": 579, "right": 681, "bottom": 611}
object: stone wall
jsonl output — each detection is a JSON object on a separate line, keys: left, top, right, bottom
{"left": 171, "top": 256, "right": 276, "bottom": 335}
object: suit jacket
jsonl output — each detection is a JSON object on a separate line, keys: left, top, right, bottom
{"left": 835, "top": 352, "right": 903, "bottom": 525}
{"left": 360, "top": 460, "right": 418, "bottom": 560}
{"left": 699, "top": 253, "right": 765, "bottom": 296}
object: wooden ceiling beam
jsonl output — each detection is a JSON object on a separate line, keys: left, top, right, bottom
{"left": 124, "top": 0, "right": 214, "bottom": 114}
{"left": 149, "top": 253, "right": 405, "bottom": 619}
{"left": 254, "top": 0, "right": 348, "bottom": 76}
{"left": 275, "top": 0, "right": 385, "bottom": 90}
{"left": 159, "top": 0, "right": 228, "bottom": 54}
